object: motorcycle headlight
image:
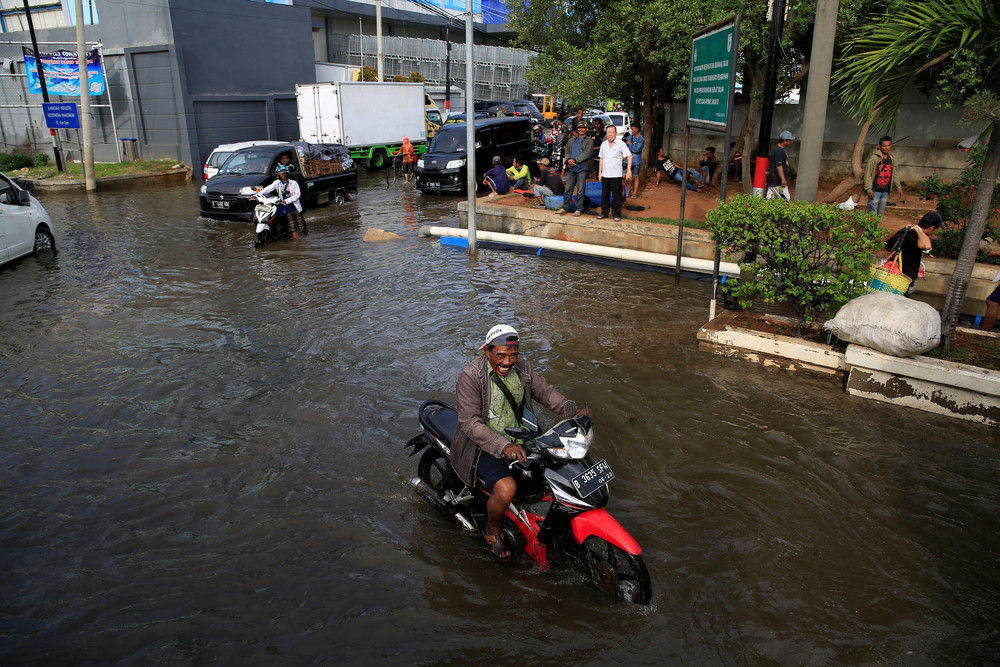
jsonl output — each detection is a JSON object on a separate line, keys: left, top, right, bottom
{"left": 416, "top": 158, "right": 424, "bottom": 168}
{"left": 200, "top": 184, "right": 207, "bottom": 194}
{"left": 446, "top": 159, "right": 466, "bottom": 170}
{"left": 239, "top": 186, "right": 256, "bottom": 196}
{"left": 543, "top": 425, "right": 593, "bottom": 460}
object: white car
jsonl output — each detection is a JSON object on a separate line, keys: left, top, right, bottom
{"left": 203, "top": 140, "right": 284, "bottom": 180}
{"left": 605, "top": 111, "right": 631, "bottom": 135}
{"left": 0, "top": 172, "right": 56, "bottom": 268}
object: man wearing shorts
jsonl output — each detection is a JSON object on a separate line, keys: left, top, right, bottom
{"left": 450, "top": 325, "right": 589, "bottom": 559}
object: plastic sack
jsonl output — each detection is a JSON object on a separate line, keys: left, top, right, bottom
{"left": 823, "top": 292, "right": 940, "bottom": 357}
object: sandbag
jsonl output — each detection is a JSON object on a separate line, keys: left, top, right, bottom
{"left": 823, "top": 292, "right": 941, "bottom": 357}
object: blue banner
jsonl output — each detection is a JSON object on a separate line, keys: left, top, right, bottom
{"left": 22, "top": 47, "right": 106, "bottom": 97}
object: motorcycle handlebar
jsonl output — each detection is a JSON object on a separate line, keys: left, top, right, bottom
{"left": 508, "top": 453, "right": 541, "bottom": 470}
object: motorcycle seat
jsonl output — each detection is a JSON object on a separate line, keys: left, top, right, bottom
{"left": 419, "top": 400, "right": 457, "bottom": 447}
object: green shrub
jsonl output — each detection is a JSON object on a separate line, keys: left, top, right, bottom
{"left": 0, "top": 153, "right": 34, "bottom": 171}
{"left": 707, "top": 195, "right": 884, "bottom": 323}
{"left": 33, "top": 152, "right": 48, "bottom": 167}
{"left": 918, "top": 140, "right": 1000, "bottom": 261}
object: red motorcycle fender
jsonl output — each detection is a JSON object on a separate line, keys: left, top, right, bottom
{"left": 570, "top": 508, "right": 641, "bottom": 556}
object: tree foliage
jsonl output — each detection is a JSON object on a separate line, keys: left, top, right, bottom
{"left": 832, "top": 0, "right": 1000, "bottom": 345}
{"left": 707, "top": 195, "right": 883, "bottom": 323}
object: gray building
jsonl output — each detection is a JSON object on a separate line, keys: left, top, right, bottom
{"left": 0, "top": 0, "right": 526, "bottom": 177}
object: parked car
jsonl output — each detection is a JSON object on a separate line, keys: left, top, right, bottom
{"left": 415, "top": 117, "right": 533, "bottom": 194}
{"left": 604, "top": 111, "right": 631, "bottom": 135}
{"left": 475, "top": 100, "right": 532, "bottom": 118}
{"left": 511, "top": 98, "right": 546, "bottom": 126}
{"left": 0, "top": 172, "right": 56, "bottom": 268}
{"left": 444, "top": 112, "right": 489, "bottom": 124}
{"left": 202, "top": 140, "right": 284, "bottom": 181}
{"left": 200, "top": 142, "right": 357, "bottom": 220}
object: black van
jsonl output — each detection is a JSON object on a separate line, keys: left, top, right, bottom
{"left": 415, "top": 117, "right": 533, "bottom": 194}
{"left": 510, "top": 98, "right": 546, "bottom": 126}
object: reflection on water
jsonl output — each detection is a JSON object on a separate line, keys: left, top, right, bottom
{"left": 0, "top": 174, "right": 997, "bottom": 663}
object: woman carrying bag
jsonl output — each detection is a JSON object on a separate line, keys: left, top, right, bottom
{"left": 880, "top": 211, "right": 942, "bottom": 295}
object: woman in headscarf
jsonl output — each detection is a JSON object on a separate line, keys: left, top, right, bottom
{"left": 394, "top": 137, "right": 417, "bottom": 183}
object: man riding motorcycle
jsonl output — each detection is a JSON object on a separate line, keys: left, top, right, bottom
{"left": 452, "top": 324, "right": 590, "bottom": 559}
{"left": 258, "top": 164, "right": 307, "bottom": 238}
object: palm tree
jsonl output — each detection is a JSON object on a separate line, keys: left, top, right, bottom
{"left": 833, "top": 0, "right": 1000, "bottom": 345}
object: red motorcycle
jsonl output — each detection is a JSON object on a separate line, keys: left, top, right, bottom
{"left": 406, "top": 400, "right": 652, "bottom": 604}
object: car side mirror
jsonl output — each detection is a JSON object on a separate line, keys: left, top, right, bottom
{"left": 18, "top": 190, "right": 30, "bottom": 204}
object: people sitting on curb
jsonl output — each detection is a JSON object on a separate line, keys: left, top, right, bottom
{"left": 506, "top": 156, "right": 530, "bottom": 190}
{"left": 483, "top": 156, "right": 511, "bottom": 197}
{"left": 532, "top": 157, "right": 565, "bottom": 208}
{"left": 699, "top": 146, "right": 718, "bottom": 188}
{"left": 657, "top": 150, "right": 702, "bottom": 192}
{"left": 981, "top": 242, "right": 1000, "bottom": 332}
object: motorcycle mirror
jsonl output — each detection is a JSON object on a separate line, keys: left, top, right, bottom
{"left": 504, "top": 426, "right": 530, "bottom": 439}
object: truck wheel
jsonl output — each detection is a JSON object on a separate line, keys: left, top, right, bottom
{"left": 333, "top": 190, "right": 346, "bottom": 205}
{"left": 370, "top": 149, "right": 387, "bottom": 170}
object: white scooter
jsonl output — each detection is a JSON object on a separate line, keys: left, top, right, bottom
{"left": 252, "top": 191, "right": 290, "bottom": 248}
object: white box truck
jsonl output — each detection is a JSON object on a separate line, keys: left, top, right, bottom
{"left": 296, "top": 81, "right": 440, "bottom": 169}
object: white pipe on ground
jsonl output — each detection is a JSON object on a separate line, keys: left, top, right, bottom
{"left": 418, "top": 226, "right": 741, "bottom": 277}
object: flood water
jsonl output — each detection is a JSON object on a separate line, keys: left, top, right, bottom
{"left": 1, "top": 173, "right": 998, "bottom": 664}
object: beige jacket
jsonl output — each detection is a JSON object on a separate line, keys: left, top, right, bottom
{"left": 451, "top": 353, "right": 577, "bottom": 486}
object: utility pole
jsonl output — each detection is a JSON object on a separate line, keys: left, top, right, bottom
{"left": 22, "top": 0, "right": 63, "bottom": 173}
{"left": 375, "top": 0, "right": 383, "bottom": 82}
{"left": 75, "top": 0, "right": 95, "bottom": 191}
{"left": 465, "top": 0, "right": 476, "bottom": 255}
{"left": 445, "top": 25, "right": 451, "bottom": 113}
{"left": 795, "top": 0, "right": 840, "bottom": 202}
{"left": 752, "top": 0, "right": 787, "bottom": 197}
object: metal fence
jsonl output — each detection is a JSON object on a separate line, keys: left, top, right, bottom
{"left": 329, "top": 34, "right": 533, "bottom": 101}
{"left": 0, "top": 40, "right": 126, "bottom": 163}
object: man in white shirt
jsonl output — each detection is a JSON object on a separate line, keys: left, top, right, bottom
{"left": 597, "top": 125, "right": 632, "bottom": 221}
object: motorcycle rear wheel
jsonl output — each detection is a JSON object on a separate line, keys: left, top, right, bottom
{"left": 417, "top": 447, "right": 460, "bottom": 496}
{"left": 582, "top": 536, "right": 651, "bottom": 604}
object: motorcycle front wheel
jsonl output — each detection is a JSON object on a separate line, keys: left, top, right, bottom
{"left": 582, "top": 536, "right": 652, "bottom": 605}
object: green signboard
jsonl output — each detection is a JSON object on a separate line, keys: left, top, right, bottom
{"left": 688, "top": 24, "right": 736, "bottom": 128}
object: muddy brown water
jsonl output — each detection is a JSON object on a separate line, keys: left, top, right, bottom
{"left": 1, "top": 173, "right": 997, "bottom": 664}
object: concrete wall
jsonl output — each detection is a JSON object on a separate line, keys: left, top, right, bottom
{"left": 661, "top": 87, "right": 988, "bottom": 184}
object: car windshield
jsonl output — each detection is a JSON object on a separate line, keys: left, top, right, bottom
{"left": 207, "top": 151, "right": 233, "bottom": 168}
{"left": 429, "top": 129, "right": 466, "bottom": 153}
{"left": 219, "top": 150, "right": 272, "bottom": 175}
{"left": 427, "top": 109, "right": 442, "bottom": 124}
{"left": 607, "top": 113, "right": 626, "bottom": 127}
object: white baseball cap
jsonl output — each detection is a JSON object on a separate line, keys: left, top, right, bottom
{"left": 479, "top": 324, "right": 519, "bottom": 350}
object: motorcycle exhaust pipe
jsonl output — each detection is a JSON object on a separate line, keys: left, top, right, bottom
{"left": 411, "top": 477, "right": 476, "bottom": 531}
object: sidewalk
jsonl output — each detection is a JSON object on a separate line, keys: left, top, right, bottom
{"left": 490, "top": 176, "right": 928, "bottom": 237}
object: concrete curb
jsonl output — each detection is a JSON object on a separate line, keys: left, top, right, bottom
{"left": 697, "top": 310, "right": 1000, "bottom": 426}
{"left": 14, "top": 167, "right": 192, "bottom": 192}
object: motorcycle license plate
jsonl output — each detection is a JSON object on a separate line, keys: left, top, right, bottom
{"left": 571, "top": 459, "right": 614, "bottom": 498}
{"left": 211, "top": 200, "right": 230, "bottom": 209}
